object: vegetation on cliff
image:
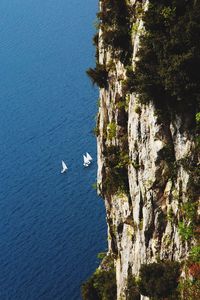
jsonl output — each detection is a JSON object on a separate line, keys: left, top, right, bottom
{"left": 103, "top": 145, "right": 129, "bottom": 195}
{"left": 81, "top": 255, "right": 116, "bottom": 300}
{"left": 138, "top": 261, "right": 180, "bottom": 299}
{"left": 86, "top": 0, "right": 133, "bottom": 87}
{"left": 97, "top": 0, "right": 132, "bottom": 62}
{"left": 83, "top": 1, "right": 200, "bottom": 299}
{"left": 83, "top": 260, "right": 200, "bottom": 300}
{"left": 129, "top": 0, "right": 200, "bottom": 115}
{"left": 86, "top": 63, "right": 108, "bottom": 88}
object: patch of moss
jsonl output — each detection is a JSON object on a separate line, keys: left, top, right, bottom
{"left": 107, "top": 122, "right": 117, "bottom": 140}
{"left": 178, "top": 221, "right": 194, "bottom": 241}
{"left": 81, "top": 255, "right": 116, "bottom": 300}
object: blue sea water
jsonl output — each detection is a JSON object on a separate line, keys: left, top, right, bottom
{"left": 0, "top": 1, "right": 107, "bottom": 299}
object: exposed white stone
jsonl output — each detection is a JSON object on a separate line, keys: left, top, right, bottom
{"left": 96, "top": 1, "right": 196, "bottom": 299}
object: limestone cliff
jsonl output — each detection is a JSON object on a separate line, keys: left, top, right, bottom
{"left": 87, "top": 1, "right": 200, "bottom": 299}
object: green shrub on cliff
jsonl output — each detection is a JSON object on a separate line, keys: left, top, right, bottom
{"left": 107, "top": 122, "right": 117, "bottom": 140}
{"left": 178, "top": 221, "right": 194, "bottom": 241}
{"left": 97, "top": 0, "right": 132, "bottom": 63}
{"left": 81, "top": 269, "right": 116, "bottom": 300}
{"left": 189, "top": 245, "right": 200, "bottom": 263}
{"left": 131, "top": 0, "right": 200, "bottom": 115}
{"left": 81, "top": 256, "right": 116, "bottom": 300}
{"left": 122, "top": 65, "right": 135, "bottom": 94}
{"left": 138, "top": 261, "right": 180, "bottom": 299}
{"left": 103, "top": 145, "right": 129, "bottom": 195}
{"left": 86, "top": 63, "right": 108, "bottom": 88}
{"left": 127, "top": 273, "right": 140, "bottom": 300}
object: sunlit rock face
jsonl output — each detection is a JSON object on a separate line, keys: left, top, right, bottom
{"left": 96, "top": 1, "right": 199, "bottom": 299}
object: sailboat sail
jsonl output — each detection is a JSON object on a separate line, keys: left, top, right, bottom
{"left": 61, "top": 160, "right": 68, "bottom": 173}
{"left": 83, "top": 155, "right": 90, "bottom": 166}
{"left": 86, "top": 152, "right": 92, "bottom": 161}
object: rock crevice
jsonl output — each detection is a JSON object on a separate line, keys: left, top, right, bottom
{"left": 95, "top": 1, "right": 199, "bottom": 299}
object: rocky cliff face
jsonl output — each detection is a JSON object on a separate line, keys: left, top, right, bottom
{"left": 95, "top": 1, "right": 199, "bottom": 299}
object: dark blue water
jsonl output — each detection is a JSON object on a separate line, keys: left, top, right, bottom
{"left": 0, "top": 1, "right": 107, "bottom": 299}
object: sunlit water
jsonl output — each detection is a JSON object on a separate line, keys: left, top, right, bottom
{"left": 0, "top": 1, "right": 106, "bottom": 299}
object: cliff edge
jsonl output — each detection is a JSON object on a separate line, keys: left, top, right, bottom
{"left": 83, "top": 1, "right": 200, "bottom": 299}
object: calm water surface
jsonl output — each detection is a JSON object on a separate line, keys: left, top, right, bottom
{"left": 0, "top": 0, "right": 106, "bottom": 299}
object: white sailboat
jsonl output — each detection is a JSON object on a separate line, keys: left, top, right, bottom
{"left": 61, "top": 160, "right": 68, "bottom": 173}
{"left": 86, "top": 152, "right": 92, "bottom": 162}
{"left": 83, "top": 155, "right": 90, "bottom": 167}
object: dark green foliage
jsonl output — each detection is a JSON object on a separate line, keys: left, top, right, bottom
{"left": 131, "top": 0, "right": 200, "bottom": 114}
{"left": 93, "top": 32, "right": 99, "bottom": 62}
{"left": 138, "top": 261, "right": 180, "bottom": 299}
{"left": 97, "top": 0, "right": 130, "bottom": 27}
{"left": 81, "top": 280, "right": 99, "bottom": 300}
{"left": 92, "top": 32, "right": 99, "bottom": 47}
{"left": 122, "top": 66, "right": 135, "bottom": 94}
{"left": 93, "top": 126, "right": 100, "bottom": 137}
{"left": 81, "top": 258, "right": 117, "bottom": 300}
{"left": 88, "top": 0, "right": 133, "bottom": 86}
{"left": 103, "top": 145, "right": 129, "bottom": 194}
{"left": 81, "top": 270, "right": 116, "bottom": 300}
{"left": 86, "top": 64, "right": 108, "bottom": 88}
{"left": 127, "top": 272, "right": 140, "bottom": 300}
{"left": 102, "top": 29, "right": 131, "bottom": 61}
{"left": 97, "top": 0, "right": 132, "bottom": 63}
{"left": 158, "top": 144, "right": 175, "bottom": 163}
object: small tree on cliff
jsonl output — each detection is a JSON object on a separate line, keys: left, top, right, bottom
{"left": 138, "top": 261, "right": 180, "bottom": 299}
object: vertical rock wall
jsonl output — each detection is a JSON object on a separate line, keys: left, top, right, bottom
{"left": 96, "top": 1, "right": 199, "bottom": 299}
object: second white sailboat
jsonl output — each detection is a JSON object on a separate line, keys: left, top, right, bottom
{"left": 83, "top": 154, "right": 90, "bottom": 167}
